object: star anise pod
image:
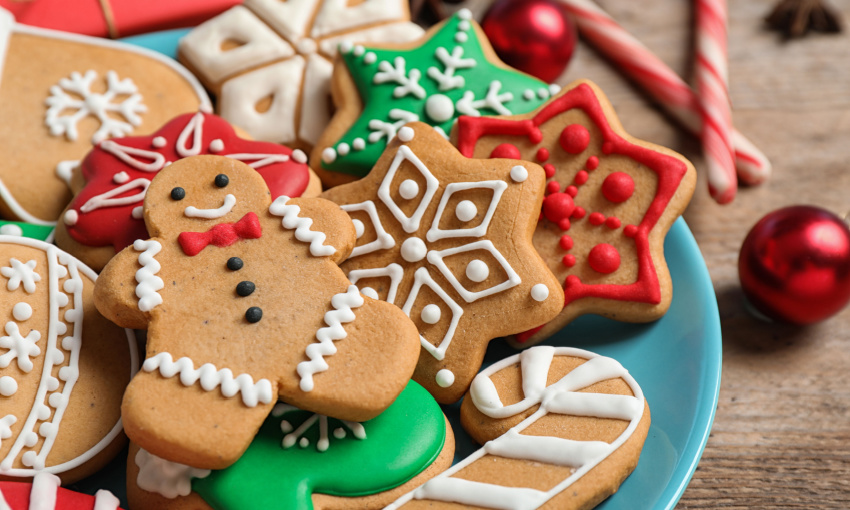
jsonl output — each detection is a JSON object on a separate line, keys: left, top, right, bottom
{"left": 766, "top": 0, "right": 843, "bottom": 38}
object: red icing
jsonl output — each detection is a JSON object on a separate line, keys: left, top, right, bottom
{"left": 588, "top": 212, "right": 605, "bottom": 226}
{"left": 0, "top": 480, "right": 125, "bottom": 510}
{"left": 562, "top": 254, "right": 576, "bottom": 267}
{"left": 542, "top": 193, "right": 575, "bottom": 223}
{"left": 606, "top": 217, "right": 622, "bottom": 229}
{"left": 66, "top": 112, "right": 310, "bottom": 253}
{"left": 546, "top": 181, "right": 561, "bottom": 194}
{"left": 559, "top": 124, "right": 590, "bottom": 154}
{"left": 559, "top": 235, "right": 573, "bottom": 250}
{"left": 565, "top": 185, "right": 578, "bottom": 197}
{"left": 558, "top": 218, "right": 571, "bottom": 231}
{"left": 586, "top": 156, "right": 599, "bottom": 170}
{"left": 588, "top": 244, "right": 621, "bottom": 274}
{"left": 178, "top": 212, "right": 262, "bottom": 256}
{"left": 572, "top": 207, "right": 586, "bottom": 219}
{"left": 543, "top": 164, "right": 556, "bottom": 178}
{"left": 490, "top": 143, "right": 522, "bottom": 159}
{"left": 574, "top": 170, "right": 589, "bottom": 185}
{"left": 455, "top": 82, "right": 690, "bottom": 319}
{"left": 602, "top": 172, "right": 635, "bottom": 203}
{"left": 536, "top": 147, "right": 550, "bottom": 162}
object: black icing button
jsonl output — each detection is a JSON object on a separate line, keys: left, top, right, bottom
{"left": 226, "top": 257, "right": 243, "bottom": 271}
{"left": 245, "top": 307, "right": 263, "bottom": 323}
{"left": 171, "top": 187, "right": 186, "bottom": 200}
{"left": 215, "top": 174, "right": 229, "bottom": 188}
{"left": 236, "top": 281, "right": 255, "bottom": 297}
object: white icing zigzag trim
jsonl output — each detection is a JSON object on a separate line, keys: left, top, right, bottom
{"left": 269, "top": 196, "right": 337, "bottom": 257}
{"left": 142, "top": 352, "right": 274, "bottom": 407}
{"left": 296, "top": 285, "right": 364, "bottom": 392}
{"left": 133, "top": 239, "right": 164, "bottom": 312}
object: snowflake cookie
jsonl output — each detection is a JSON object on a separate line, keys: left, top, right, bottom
{"left": 55, "top": 111, "right": 322, "bottom": 272}
{"left": 0, "top": 236, "right": 137, "bottom": 483}
{"left": 94, "top": 155, "right": 421, "bottom": 469}
{"left": 126, "top": 381, "right": 454, "bottom": 510}
{"left": 453, "top": 80, "right": 697, "bottom": 345}
{"left": 178, "top": 0, "right": 424, "bottom": 150}
{"left": 321, "top": 122, "right": 564, "bottom": 403}
{"left": 0, "top": 9, "right": 209, "bottom": 226}
{"left": 387, "top": 346, "right": 650, "bottom": 510}
{"left": 309, "top": 8, "right": 560, "bottom": 187}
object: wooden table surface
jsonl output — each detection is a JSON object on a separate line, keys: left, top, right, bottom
{"left": 462, "top": 0, "right": 850, "bottom": 507}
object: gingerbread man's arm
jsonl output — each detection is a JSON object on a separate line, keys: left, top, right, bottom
{"left": 94, "top": 239, "right": 163, "bottom": 330}
{"left": 267, "top": 196, "right": 356, "bottom": 265}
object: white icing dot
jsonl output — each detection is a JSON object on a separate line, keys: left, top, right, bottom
{"left": 538, "top": 87, "right": 550, "bottom": 99}
{"left": 458, "top": 8, "right": 472, "bottom": 20}
{"left": 49, "top": 392, "right": 65, "bottom": 408}
{"left": 361, "top": 287, "right": 379, "bottom": 299}
{"left": 455, "top": 32, "right": 468, "bottom": 43}
{"left": 112, "top": 171, "right": 130, "bottom": 184}
{"left": 280, "top": 420, "right": 293, "bottom": 433}
{"left": 339, "top": 40, "right": 353, "bottom": 53}
{"left": 398, "top": 126, "right": 415, "bottom": 142}
{"left": 24, "top": 432, "right": 38, "bottom": 447}
{"left": 36, "top": 405, "right": 50, "bottom": 420}
{"left": 0, "top": 224, "right": 22, "bottom": 236}
{"left": 510, "top": 165, "right": 529, "bottom": 182}
{"left": 22, "top": 451, "right": 36, "bottom": 467}
{"left": 459, "top": 20, "right": 471, "bottom": 31}
{"left": 436, "top": 369, "right": 455, "bottom": 388}
{"left": 425, "top": 94, "right": 455, "bottom": 123}
{"left": 63, "top": 209, "right": 79, "bottom": 226}
{"left": 46, "top": 376, "right": 59, "bottom": 391}
{"left": 466, "top": 259, "right": 489, "bottom": 282}
{"left": 523, "top": 89, "right": 535, "bottom": 101}
{"left": 550, "top": 84, "right": 562, "bottom": 95}
{"left": 337, "top": 143, "right": 350, "bottom": 156}
{"left": 353, "top": 138, "right": 366, "bottom": 150}
{"left": 399, "top": 179, "right": 419, "bottom": 200}
{"left": 401, "top": 237, "right": 427, "bottom": 262}
{"left": 363, "top": 52, "right": 377, "bottom": 64}
{"left": 12, "top": 302, "right": 32, "bottom": 321}
{"left": 455, "top": 200, "right": 477, "bottom": 222}
{"left": 353, "top": 45, "right": 365, "bottom": 56}
{"left": 334, "top": 428, "right": 346, "bottom": 439}
{"left": 297, "top": 38, "right": 318, "bottom": 55}
{"left": 531, "top": 283, "right": 550, "bottom": 302}
{"left": 299, "top": 437, "right": 309, "bottom": 448}
{"left": 421, "top": 304, "right": 441, "bottom": 324}
{"left": 322, "top": 147, "right": 337, "bottom": 164}
{"left": 352, "top": 219, "right": 365, "bottom": 239}
{"left": 0, "top": 376, "right": 17, "bottom": 396}
{"left": 209, "top": 139, "right": 224, "bottom": 153}
{"left": 152, "top": 136, "right": 167, "bottom": 148}
{"left": 132, "top": 206, "right": 144, "bottom": 219}
{"left": 291, "top": 149, "right": 307, "bottom": 164}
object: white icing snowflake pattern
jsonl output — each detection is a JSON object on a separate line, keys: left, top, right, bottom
{"left": 45, "top": 70, "right": 147, "bottom": 144}
{"left": 0, "top": 415, "right": 16, "bottom": 445}
{"left": 273, "top": 403, "right": 366, "bottom": 452}
{"left": 0, "top": 258, "right": 41, "bottom": 293}
{"left": 0, "top": 321, "right": 42, "bottom": 372}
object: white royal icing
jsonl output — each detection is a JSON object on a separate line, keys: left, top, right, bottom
{"left": 133, "top": 240, "right": 164, "bottom": 312}
{"left": 273, "top": 403, "right": 366, "bottom": 452}
{"left": 0, "top": 321, "right": 41, "bottom": 372}
{"left": 1, "top": 259, "right": 41, "bottom": 293}
{"left": 142, "top": 353, "right": 274, "bottom": 407}
{"left": 385, "top": 346, "right": 644, "bottom": 510}
{"left": 297, "top": 285, "right": 364, "bottom": 392}
{"left": 0, "top": 376, "right": 16, "bottom": 397}
{"left": 269, "top": 196, "right": 337, "bottom": 257}
{"left": 183, "top": 194, "right": 237, "bottom": 219}
{"left": 135, "top": 447, "right": 211, "bottom": 499}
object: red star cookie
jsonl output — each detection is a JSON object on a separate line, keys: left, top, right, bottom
{"left": 453, "top": 80, "right": 697, "bottom": 344}
{"left": 321, "top": 122, "right": 564, "bottom": 403}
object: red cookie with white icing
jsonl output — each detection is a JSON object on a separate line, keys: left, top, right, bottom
{"left": 93, "top": 155, "right": 421, "bottom": 470}
{"left": 321, "top": 122, "right": 564, "bottom": 404}
{"left": 452, "top": 80, "right": 697, "bottom": 345}
{"left": 178, "top": 0, "right": 424, "bottom": 150}
{"left": 0, "top": 237, "right": 137, "bottom": 484}
{"left": 55, "top": 111, "right": 321, "bottom": 271}
{"left": 386, "top": 345, "right": 650, "bottom": 510}
{"left": 0, "top": 472, "right": 122, "bottom": 509}
{"left": 0, "top": 8, "right": 209, "bottom": 226}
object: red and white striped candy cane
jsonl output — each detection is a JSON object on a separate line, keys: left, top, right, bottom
{"left": 696, "top": 0, "right": 736, "bottom": 203}
{"left": 558, "top": 0, "right": 771, "bottom": 199}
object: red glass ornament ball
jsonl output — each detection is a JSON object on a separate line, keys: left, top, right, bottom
{"left": 739, "top": 205, "right": 850, "bottom": 325}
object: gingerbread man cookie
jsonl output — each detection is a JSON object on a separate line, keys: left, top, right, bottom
{"left": 310, "top": 9, "right": 561, "bottom": 187}
{"left": 178, "top": 0, "right": 424, "bottom": 150}
{"left": 0, "top": 8, "right": 209, "bottom": 225}
{"left": 321, "top": 122, "right": 564, "bottom": 404}
{"left": 55, "top": 111, "right": 321, "bottom": 271}
{"left": 94, "top": 155, "right": 421, "bottom": 470}
{"left": 453, "top": 80, "right": 697, "bottom": 344}
{"left": 387, "top": 346, "right": 650, "bottom": 510}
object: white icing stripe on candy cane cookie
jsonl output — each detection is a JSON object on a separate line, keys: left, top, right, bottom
{"left": 385, "top": 346, "right": 645, "bottom": 510}
{"left": 29, "top": 471, "right": 60, "bottom": 510}
{"left": 92, "top": 489, "right": 121, "bottom": 510}
{"left": 297, "top": 285, "right": 364, "bottom": 392}
{"left": 142, "top": 352, "right": 273, "bottom": 407}
{"left": 133, "top": 240, "right": 164, "bottom": 312}
{"left": 269, "top": 196, "right": 337, "bottom": 257}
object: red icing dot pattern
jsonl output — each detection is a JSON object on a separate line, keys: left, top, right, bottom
{"left": 572, "top": 207, "right": 586, "bottom": 219}
{"left": 589, "top": 212, "right": 605, "bottom": 226}
{"left": 536, "top": 147, "right": 550, "bottom": 162}
{"left": 559, "top": 235, "right": 573, "bottom": 250}
{"left": 559, "top": 124, "right": 590, "bottom": 154}
{"left": 565, "top": 185, "right": 578, "bottom": 197}
{"left": 606, "top": 217, "right": 622, "bottom": 229}
{"left": 542, "top": 193, "right": 575, "bottom": 223}
{"left": 586, "top": 156, "right": 599, "bottom": 170}
{"left": 490, "top": 143, "right": 521, "bottom": 159}
{"left": 623, "top": 225, "right": 638, "bottom": 237}
{"left": 574, "top": 170, "right": 588, "bottom": 185}
{"left": 558, "top": 218, "right": 571, "bottom": 231}
{"left": 588, "top": 243, "right": 621, "bottom": 274}
{"left": 562, "top": 254, "right": 576, "bottom": 267}
{"left": 602, "top": 172, "right": 635, "bottom": 203}
{"left": 546, "top": 181, "right": 561, "bottom": 194}
{"left": 543, "top": 163, "right": 556, "bottom": 178}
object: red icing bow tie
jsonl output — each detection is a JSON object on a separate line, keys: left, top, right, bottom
{"left": 178, "top": 212, "right": 262, "bottom": 256}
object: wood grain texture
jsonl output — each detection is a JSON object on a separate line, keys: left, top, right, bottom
{"left": 461, "top": 0, "right": 850, "bottom": 506}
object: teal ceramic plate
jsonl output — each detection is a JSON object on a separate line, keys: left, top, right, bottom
{"left": 71, "top": 29, "right": 722, "bottom": 510}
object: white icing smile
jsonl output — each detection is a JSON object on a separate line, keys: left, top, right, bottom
{"left": 184, "top": 194, "right": 236, "bottom": 219}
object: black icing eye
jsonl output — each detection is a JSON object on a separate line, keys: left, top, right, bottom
{"left": 227, "top": 257, "right": 243, "bottom": 271}
{"left": 215, "top": 174, "right": 229, "bottom": 188}
{"left": 171, "top": 187, "right": 186, "bottom": 201}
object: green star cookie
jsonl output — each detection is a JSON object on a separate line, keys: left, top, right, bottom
{"left": 310, "top": 8, "right": 559, "bottom": 187}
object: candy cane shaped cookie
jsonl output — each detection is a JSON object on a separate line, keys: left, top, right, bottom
{"left": 385, "top": 346, "right": 650, "bottom": 510}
